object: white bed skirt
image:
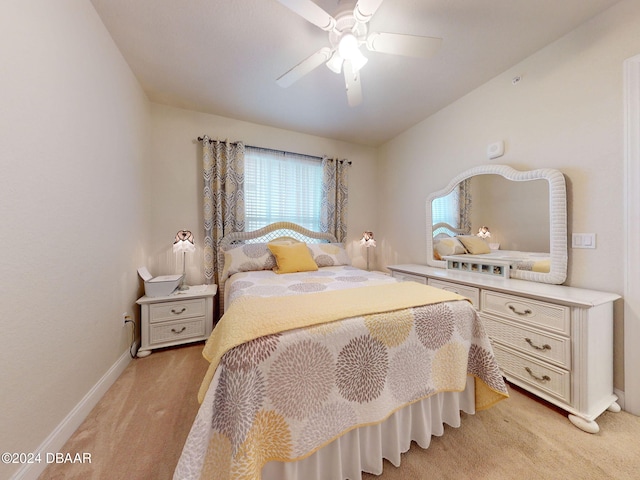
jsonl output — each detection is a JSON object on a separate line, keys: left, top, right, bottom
{"left": 262, "top": 376, "right": 476, "bottom": 480}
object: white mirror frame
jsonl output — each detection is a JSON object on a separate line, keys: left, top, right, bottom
{"left": 426, "top": 164, "right": 568, "bottom": 285}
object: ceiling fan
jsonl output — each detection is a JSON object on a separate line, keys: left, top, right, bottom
{"left": 275, "top": 0, "right": 442, "bottom": 106}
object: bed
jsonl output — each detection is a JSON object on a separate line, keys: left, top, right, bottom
{"left": 174, "top": 222, "right": 508, "bottom": 480}
{"left": 432, "top": 222, "right": 551, "bottom": 274}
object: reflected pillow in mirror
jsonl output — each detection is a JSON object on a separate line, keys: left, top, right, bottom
{"left": 457, "top": 235, "right": 491, "bottom": 254}
{"left": 434, "top": 237, "right": 467, "bottom": 258}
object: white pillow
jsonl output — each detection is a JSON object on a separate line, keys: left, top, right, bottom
{"left": 220, "top": 243, "right": 276, "bottom": 281}
{"left": 306, "top": 243, "right": 351, "bottom": 267}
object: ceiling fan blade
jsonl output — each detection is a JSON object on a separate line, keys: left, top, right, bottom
{"left": 275, "top": 0, "right": 336, "bottom": 31}
{"left": 366, "top": 32, "right": 442, "bottom": 58}
{"left": 276, "top": 47, "right": 333, "bottom": 88}
{"left": 343, "top": 60, "right": 362, "bottom": 107}
{"left": 353, "top": 0, "right": 385, "bottom": 23}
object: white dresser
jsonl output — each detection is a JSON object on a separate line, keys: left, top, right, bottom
{"left": 388, "top": 264, "right": 621, "bottom": 433}
{"left": 136, "top": 284, "right": 217, "bottom": 358}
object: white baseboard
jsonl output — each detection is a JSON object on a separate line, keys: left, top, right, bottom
{"left": 10, "top": 348, "right": 134, "bottom": 480}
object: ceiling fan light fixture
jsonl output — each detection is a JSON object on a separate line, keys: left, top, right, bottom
{"left": 350, "top": 49, "right": 368, "bottom": 73}
{"left": 338, "top": 33, "right": 368, "bottom": 73}
{"left": 326, "top": 51, "right": 343, "bottom": 74}
{"left": 338, "top": 33, "right": 359, "bottom": 59}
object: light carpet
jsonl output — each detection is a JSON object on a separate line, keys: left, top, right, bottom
{"left": 40, "top": 343, "right": 640, "bottom": 480}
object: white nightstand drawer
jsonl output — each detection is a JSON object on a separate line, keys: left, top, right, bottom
{"left": 428, "top": 279, "right": 480, "bottom": 308}
{"left": 150, "top": 318, "right": 206, "bottom": 344}
{"left": 391, "top": 271, "right": 427, "bottom": 284}
{"left": 149, "top": 298, "right": 206, "bottom": 323}
{"left": 482, "top": 291, "right": 570, "bottom": 335}
{"left": 483, "top": 316, "right": 571, "bottom": 368}
{"left": 493, "top": 344, "right": 571, "bottom": 404}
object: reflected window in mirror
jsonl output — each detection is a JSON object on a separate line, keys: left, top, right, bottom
{"left": 432, "top": 179, "right": 472, "bottom": 236}
{"left": 432, "top": 189, "right": 459, "bottom": 231}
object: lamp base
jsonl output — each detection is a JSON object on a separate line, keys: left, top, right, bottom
{"left": 179, "top": 252, "right": 189, "bottom": 290}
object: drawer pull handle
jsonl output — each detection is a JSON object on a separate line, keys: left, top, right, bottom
{"left": 171, "top": 307, "right": 187, "bottom": 315}
{"left": 171, "top": 326, "right": 187, "bottom": 334}
{"left": 525, "top": 367, "right": 550, "bottom": 382}
{"left": 525, "top": 338, "right": 551, "bottom": 351}
{"left": 508, "top": 305, "right": 532, "bottom": 316}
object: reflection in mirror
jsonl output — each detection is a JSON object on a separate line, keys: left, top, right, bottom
{"left": 426, "top": 165, "right": 567, "bottom": 284}
{"left": 473, "top": 175, "right": 550, "bottom": 252}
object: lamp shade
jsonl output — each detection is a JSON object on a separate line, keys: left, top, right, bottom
{"left": 360, "top": 231, "right": 376, "bottom": 247}
{"left": 477, "top": 226, "right": 491, "bottom": 239}
{"left": 173, "top": 230, "right": 195, "bottom": 253}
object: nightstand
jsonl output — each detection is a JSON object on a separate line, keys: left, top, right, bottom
{"left": 136, "top": 284, "right": 217, "bottom": 358}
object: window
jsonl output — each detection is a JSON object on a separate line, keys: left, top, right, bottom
{"left": 432, "top": 188, "right": 460, "bottom": 231}
{"left": 244, "top": 147, "right": 323, "bottom": 232}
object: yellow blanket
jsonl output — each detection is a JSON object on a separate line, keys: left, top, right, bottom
{"left": 533, "top": 259, "right": 551, "bottom": 273}
{"left": 198, "top": 282, "right": 466, "bottom": 402}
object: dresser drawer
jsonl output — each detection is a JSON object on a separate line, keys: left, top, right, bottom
{"left": 391, "top": 271, "right": 427, "bottom": 284}
{"left": 482, "top": 315, "right": 571, "bottom": 369}
{"left": 481, "top": 291, "right": 570, "bottom": 335}
{"left": 493, "top": 344, "right": 571, "bottom": 404}
{"left": 428, "top": 279, "right": 480, "bottom": 308}
{"left": 150, "top": 318, "right": 206, "bottom": 344}
{"left": 149, "top": 298, "right": 206, "bottom": 323}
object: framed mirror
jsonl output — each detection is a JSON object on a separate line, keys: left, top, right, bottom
{"left": 425, "top": 164, "right": 567, "bottom": 284}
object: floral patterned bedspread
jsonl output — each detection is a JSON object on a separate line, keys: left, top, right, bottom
{"left": 223, "top": 265, "right": 397, "bottom": 309}
{"left": 174, "top": 267, "right": 508, "bottom": 480}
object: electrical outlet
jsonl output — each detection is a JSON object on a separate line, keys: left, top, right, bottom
{"left": 122, "top": 312, "right": 130, "bottom": 325}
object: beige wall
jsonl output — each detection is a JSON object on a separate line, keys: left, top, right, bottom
{"left": 0, "top": 2, "right": 151, "bottom": 478}
{"left": 377, "top": 0, "right": 640, "bottom": 391}
{"left": 147, "top": 103, "right": 380, "bottom": 281}
{"left": 4, "top": 1, "right": 639, "bottom": 474}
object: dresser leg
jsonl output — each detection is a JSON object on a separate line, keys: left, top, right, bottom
{"left": 137, "top": 350, "right": 152, "bottom": 358}
{"left": 568, "top": 414, "right": 599, "bottom": 434}
{"left": 607, "top": 401, "right": 621, "bottom": 413}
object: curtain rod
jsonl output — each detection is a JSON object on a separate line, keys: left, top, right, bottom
{"left": 197, "top": 136, "right": 351, "bottom": 164}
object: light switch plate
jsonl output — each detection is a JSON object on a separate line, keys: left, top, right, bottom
{"left": 572, "top": 233, "right": 596, "bottom": 249}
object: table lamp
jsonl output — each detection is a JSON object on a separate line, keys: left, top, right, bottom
{"left": 173, "top": 230, "right": 195, "bottom": 291}
{"left": 360, "top": 231, "right": 376, "bottom": 271}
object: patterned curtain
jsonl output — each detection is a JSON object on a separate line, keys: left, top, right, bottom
{"left": 320, "top": 157, "right": 350, "bottom": 242}
{"left": 202, "top": 136, "right": 245, "bottom": 285}
{"left": 458, "top": 178, "right": 472, "bottom": 234}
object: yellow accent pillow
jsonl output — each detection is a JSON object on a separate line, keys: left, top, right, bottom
{"left": 434, "top": 237, "right": 466, "bottom": 257}
{"left": 457, "top": 235, "right": 491, "bottom": 254}
{"left": 267, "top": 242, "right": 319, "bottom": 274}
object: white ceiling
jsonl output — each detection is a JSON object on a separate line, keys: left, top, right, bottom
{"left": 90, "top": 0, "right": 620, "bottom": 147}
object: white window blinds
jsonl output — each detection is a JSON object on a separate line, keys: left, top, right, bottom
{"left": 431, "top": 188, "right": 460, "bottom": 229}
{"left": 244, "top": 147, "right": 323, "bottom": 232}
